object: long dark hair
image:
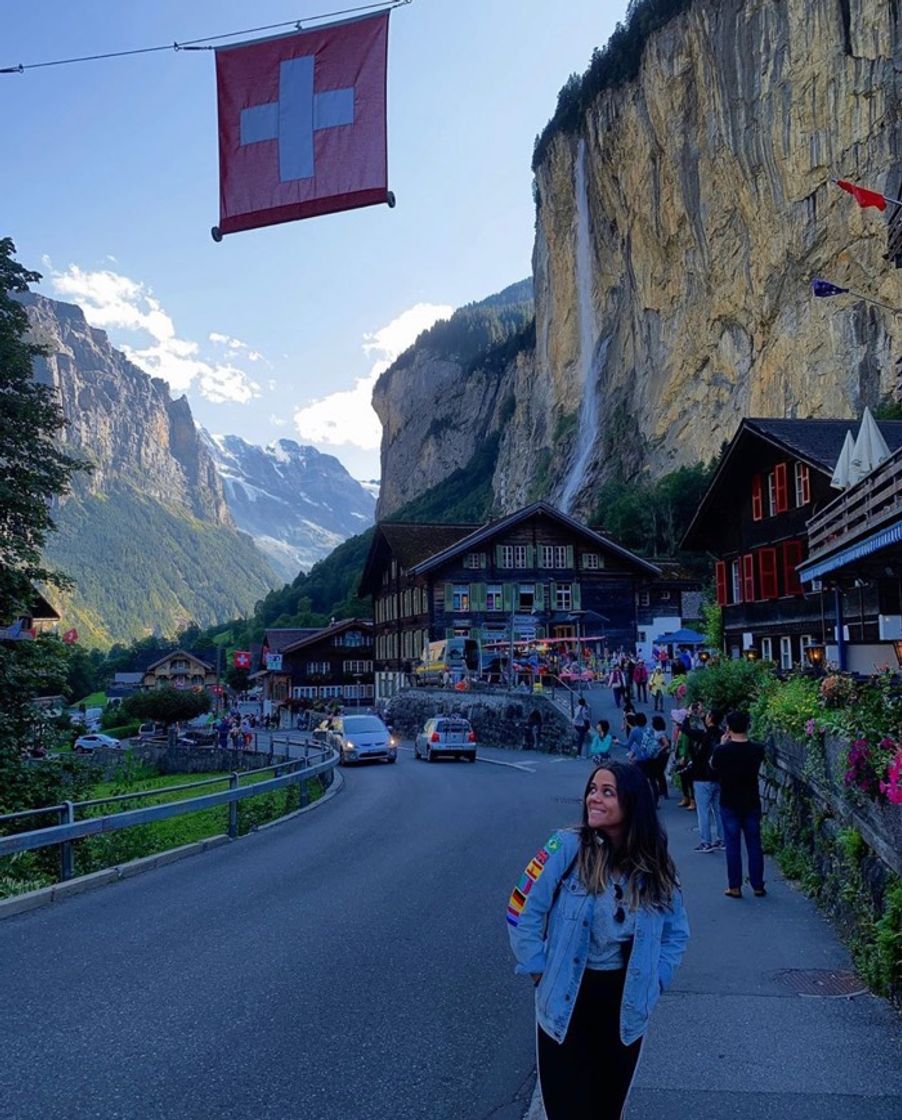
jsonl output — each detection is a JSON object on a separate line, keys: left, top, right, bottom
{"left": 577, "top": 760, "right": 678, "bottom": 911}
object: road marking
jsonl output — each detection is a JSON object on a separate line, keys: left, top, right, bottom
{"left": 396, "top": 745, "right": 535, "bottom": 772}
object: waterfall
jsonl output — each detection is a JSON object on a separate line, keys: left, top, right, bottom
{"left": 559, "top": 138, "right": 606, "bottom": 515}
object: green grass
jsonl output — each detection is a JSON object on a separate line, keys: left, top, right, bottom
{"left": 75, "top": 691, "right": 107, "bottom": 708}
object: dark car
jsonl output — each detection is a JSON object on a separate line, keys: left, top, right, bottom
{"left": 177, "top": 729, "right": 217, "bottom": 748}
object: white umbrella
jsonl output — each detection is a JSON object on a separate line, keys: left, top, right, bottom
{"left": 830, "top": 430, "right": 855, "bottom": 490}
{"left": 848, "top": 406, "right": 891, "bottom": 485}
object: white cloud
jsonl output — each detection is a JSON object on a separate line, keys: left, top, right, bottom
{"left": 50, "top": 264, "right": 261, "bottom": 405}
{"left": 293, "top": 302, "right": 452, "bottom": 452}
{"left": 270, "top": 414, "right": 288, "bottom": 427}
{"left": 209, "top": 332, "right": 267, "bottom": 364}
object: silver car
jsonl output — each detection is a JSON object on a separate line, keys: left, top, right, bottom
{"left": 414, "top": 717, "right": 477, "bottom": 763}
{"left": 318, "top": 714, "right": 397, "bottom": 766}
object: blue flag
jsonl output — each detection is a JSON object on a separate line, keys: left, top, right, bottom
{"left": 812, "top": 278, "right": 850, "bottom": 298}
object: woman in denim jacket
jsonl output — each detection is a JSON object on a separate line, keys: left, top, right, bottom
{"left": 507, "top": 760, "right": 689, "bottom": 1120}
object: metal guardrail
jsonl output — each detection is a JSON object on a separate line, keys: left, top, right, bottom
{"left": 0, "top": 747, "right": 338, "bottom": 882}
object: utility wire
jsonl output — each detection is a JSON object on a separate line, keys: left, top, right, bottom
{"left": 1, "top": 0, "right": 411, "bottom": 74}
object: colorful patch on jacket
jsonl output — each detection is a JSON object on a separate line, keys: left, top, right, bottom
{"left": 506, "top": 834, "right": 560, "bottom": 927}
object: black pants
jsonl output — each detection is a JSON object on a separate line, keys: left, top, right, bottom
{"left": 537, "top": 968, "right": 643, "bottom": 1120}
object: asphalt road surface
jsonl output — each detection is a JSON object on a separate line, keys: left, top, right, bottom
{"left": 0, "top": 744, "right": 577, "bottom": 1120}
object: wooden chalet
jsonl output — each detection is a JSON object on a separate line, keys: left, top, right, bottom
{"left": 141, "top": 649, "right": 218, "bottom": 691}
{"left": 359, "top": 501, "right": 660, "bottom": 698}
{"left": 682, "top": 418, "right": 902, "bottom": 668}
{"left": 0, "top": 590, "right": 61, "bottom": 641}
{"left": 255, "top": 619, "right": 374, "bottom": 712}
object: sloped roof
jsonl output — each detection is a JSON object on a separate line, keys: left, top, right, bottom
{"left": 410, "top": 501, "right": 661, "bottom": 577}
{"left": 745, "top": 418, "right": 902, "bottom": 472}
{"left": 683, "top": 417, "right": 902, "bottom": 551}
{"left": 359, "top": 522, "right": 477, "bottom": 594}
{"left": 143, "top": 648, "right": 215, "bottom": 673}
{"left": 263, "top": 628, "right": 320, "bottom": 653}
{"left": 281, "top": 617, "right": 373, "bottom": 655}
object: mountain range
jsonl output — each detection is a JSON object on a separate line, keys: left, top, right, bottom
{"left": 21, "top": 293, "right": 375, "bottom": 646}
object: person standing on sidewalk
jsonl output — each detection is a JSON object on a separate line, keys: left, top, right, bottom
{"left": 506, "top": 761, "right": 690, "bottom": 1120}
{"left": 572, "top": 697, "right": 592, "bottom": 757}
{"left": 607, "top": 663, "right": 625, "bottom": 709}
{"left": 711, "top": 710, "right": 766, "bottom": 898}
{"left": 683, "top": 709, "right": 724, "bottom": 853}
{"left": 633, "top": 659, "right": 649, "bottom": 705}
{"left": 649, "top": 664, "right": 665, "bottom": 711}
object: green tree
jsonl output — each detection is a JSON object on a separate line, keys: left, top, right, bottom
{"left": 225, "top": 666, "right": 250, "bottom": 694}
{"left": 0, "top": 238, "right": 87, "bottom": 619}
{"left": 120, "top": 687, "right": 211, "bottom": 727}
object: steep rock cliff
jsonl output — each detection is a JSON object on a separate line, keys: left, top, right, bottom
{"left": 375, "top": 0, "right": 901, "bottom": 521}
{"left": 19, "top": 293, "right": 279, "bottom": 645}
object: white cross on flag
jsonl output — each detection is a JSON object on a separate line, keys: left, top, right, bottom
{"left": 214, "top": 12, "right": 389, "bottom": 238}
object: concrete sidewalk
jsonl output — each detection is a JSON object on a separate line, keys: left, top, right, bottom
{"left": 527, "top": 684, "right": 902, "bottom": 1119}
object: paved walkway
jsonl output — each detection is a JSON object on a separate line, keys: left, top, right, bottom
{"left": 527, "top": 685, "right": 902, "bottom": 1118}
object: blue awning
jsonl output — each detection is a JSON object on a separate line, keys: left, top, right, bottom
{"left": 799, "top": 520, "right": 902, "bottom": 581}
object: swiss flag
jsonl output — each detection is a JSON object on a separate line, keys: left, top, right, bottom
{"left": 62, "top": 628, "right": 79, "bottom": 644}
{"left": 233, "top": 650, "right": 252, "bottom": 670}
{"left": 214, "top": 13, "right": 390, "bottom": 237}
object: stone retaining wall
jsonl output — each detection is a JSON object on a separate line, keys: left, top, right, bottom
{"left": 383, "top": 688, "right": 574, "bottom": 752}
{"left": 80, "top": 743, "right": 291, "bottom": 780}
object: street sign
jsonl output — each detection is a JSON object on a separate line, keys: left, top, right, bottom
{"left": 265, "top": 653, "right": 283, "bottom": 671}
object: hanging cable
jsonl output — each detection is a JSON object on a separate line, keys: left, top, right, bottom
{"left": 1, "top": 0, "right": 411, "bottom": 75}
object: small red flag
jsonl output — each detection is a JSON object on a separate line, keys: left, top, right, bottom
{"left": 62, "top": 628, "right": 79, "bottom": 644}
{"left": 214, "top": 12, "right": 390, "bottom": 237}
{"left": 233, "top": 650, "right": 252, "bottom": 670}
{"left": 835, "top": 179, "right": 887, "bottom": 212}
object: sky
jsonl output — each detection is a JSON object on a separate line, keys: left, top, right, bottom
{"left": 4, "top": 0, "right": 629, "bottom": 480}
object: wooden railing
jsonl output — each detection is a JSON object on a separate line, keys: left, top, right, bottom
{"left": 807, "top": 446, "right": 902, "bottom": 559}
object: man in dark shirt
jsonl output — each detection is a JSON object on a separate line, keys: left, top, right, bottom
{"left": 711, "top": 710, "right": 766, "bottom": 898}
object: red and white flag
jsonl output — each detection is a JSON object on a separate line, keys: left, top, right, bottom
{"left": 62, "top": 627, "right": 79, "bottom": 644}
{"left": 233, "top": 650, "right": 252, "bottom": 670}
{"left": 834, "top": 179, "right": 888, "bottom": 212}
{"left": 215, "top": 13, "right": 389, "bottom": 237}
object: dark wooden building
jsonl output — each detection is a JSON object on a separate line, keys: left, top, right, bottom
{"left": 682, "top": 418, "right": 902, "bottom": 667}
{"left": 359, "top": 502, "right": 660, "bottom": 698}
{"left": 256, "top": 619, "right": 374, "bottom": 712}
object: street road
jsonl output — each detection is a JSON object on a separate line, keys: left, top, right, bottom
{"left": 0, "top": 742, "right": 580, "bottom": 1120}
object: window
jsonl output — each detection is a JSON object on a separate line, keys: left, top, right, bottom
{"left": 540, "top": 545, "right": 569, "bottom": 568}
{"left": 760, "top": 637, "right": 773, "bottom": 662}
{"left": 731, "top": 559, "right": 742, "bottom": 604}
{"left": 452, "top": 585, "right": 470, "bottom": 611}
{"left": 639, "top": 590, "right": 651, "bottom": 607}
{"left": 320, "top": 685, "right": 343, "bottom": 699}
{"left": 513, "top": 544, "right": 528, "bottom": 568}
{"left": 758, "top": 548, "right": 778, "bottom": 599}
{"left": 774, "top": 462, "right": 789, "bottom": 513}
{"left": 782, "top": 540, "right": 804, "bottom": 596}
{"left": 779, "top": 636, "right": 792, "bottom": 670}
{"left": 742, "top": 554, "right": 756, "bottom": 602}
{"left": 343, "top": 660, "right": 372, "bottom": 674}
{"left": 306, "top": 661, "right": 330, "bottom": 675}
{"left": 337, "top": 630, "right": 365, "bottom": 647}
{"left": 794, "top": 462, "right": 810, "bottom": 506}
{"left": 714, "top": 563, "right": 727, "bottom": 607}
{"left": 660, "top": 590, "right": 671, "bottom": 601}
{"left": 464, "top": 552, "right": 486, "bottom": 569}
{"left": 751, "top": 475, "right": 763, "bottom": 521}
{"left": 767, "top": 472, "right": 777, "bottom": 517}
{"left": 172, "top": 658, "right": 187, "bottom": 671}
{"left": 519, "top": 583, "right": 535, "bottom": 610}
{"left": 486, "top": 583, "right": 503, "bottom": 612}
{"left": 637, "top": 630, "right": 647, "bottom": 643}
{"left": 581, "top": 552, "right": 602, "bottom": 570}
{"left": 554, "top": 583, "right": 572, "bottom": 610}
{"left": 291, "top": 686, "right": 318, "bottom": 699}
{"left": 499, "top": 545, "right": 514, "bottom": 568}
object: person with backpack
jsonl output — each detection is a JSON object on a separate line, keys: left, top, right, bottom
{"left": 506, "top": 762, "right": 689, "bottom": 1120}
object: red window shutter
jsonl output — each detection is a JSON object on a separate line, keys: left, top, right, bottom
{"left": 799, "top": 464, "right": 810, "bottom": 505}
{"left": 751, "top": 475, "right": 763, "bottom": 521}
{"left": 758, "top": 548, "right": 778, "bottom": 599}
{"left": 774, "top": 463, "right": 788, "bottom": 513}
{"left": 783, "top": 540, "right": 804, "bottom": 595}
{"left": 715, "top": 561, "right": 728, "bottom": 606}
{"left": 742, "top": 554, "right": 756, "bottom": 602}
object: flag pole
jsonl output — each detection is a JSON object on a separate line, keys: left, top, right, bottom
{"left": 844, "top": 289, "right": 902, "bottom": 317}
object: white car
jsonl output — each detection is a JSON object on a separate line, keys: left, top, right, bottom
{"left": 73, "top": 733, "right": 122, "bottom": 753}
{"left": 414, "top": 717, "right": 477, "bottom": 762}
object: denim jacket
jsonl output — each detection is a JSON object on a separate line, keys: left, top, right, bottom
{"left": 506, "top": 829, "right": 690, "bottom": 1045}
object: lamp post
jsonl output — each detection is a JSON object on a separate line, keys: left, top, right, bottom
{"left": 805, "top": 642, "right": 826, "bottom": 672}
{"left": 744, "top": 648, "right": 760, "bottom": 662}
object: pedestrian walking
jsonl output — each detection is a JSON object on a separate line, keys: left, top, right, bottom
{"left": 633, "top": 660, "right": 649, "bottom": 704}
{"left": 506, "top": 761, "right": 690, "bottom": 1120}
{"left": 623, "top": 658, "right": 636, "bottom": 702}
{"left": 650, "top": 714, "right": 670, "bottom": 801}
{"left": 607, "top": 664, "right": 625, "bottom": 708}
{"left": 711, "top": 711, "right": 767, "bottom": 898}
{"left": 524, "top": 708, "right": 543, "bottom": 751}
{"left": 626, "top": 713, "right": 661, "bottom": 802}
{"left": 649, "top": 665, "right": 665, "bottom": 711}
{"left": 572, "top": 698, "right": 592, "bottom": 757}
{"left": 684, "top": 709, "right": 724, "bottom": 852}
{"left": 672, "top": 717, "right": 696, "bottom": 810}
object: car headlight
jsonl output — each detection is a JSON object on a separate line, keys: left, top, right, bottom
{"left": 389, "top": 737, "right": 397, "bottom": 746}
{"left": 344, "top": 740, "right": 355, "bottom": 750}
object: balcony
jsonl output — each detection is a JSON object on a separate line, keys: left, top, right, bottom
{"left": 806, "top": 447, "right": 902, "bottom": 564}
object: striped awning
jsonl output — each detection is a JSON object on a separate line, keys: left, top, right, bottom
{"left": 799, "top": 520, "right": 902, "bottom": 581}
